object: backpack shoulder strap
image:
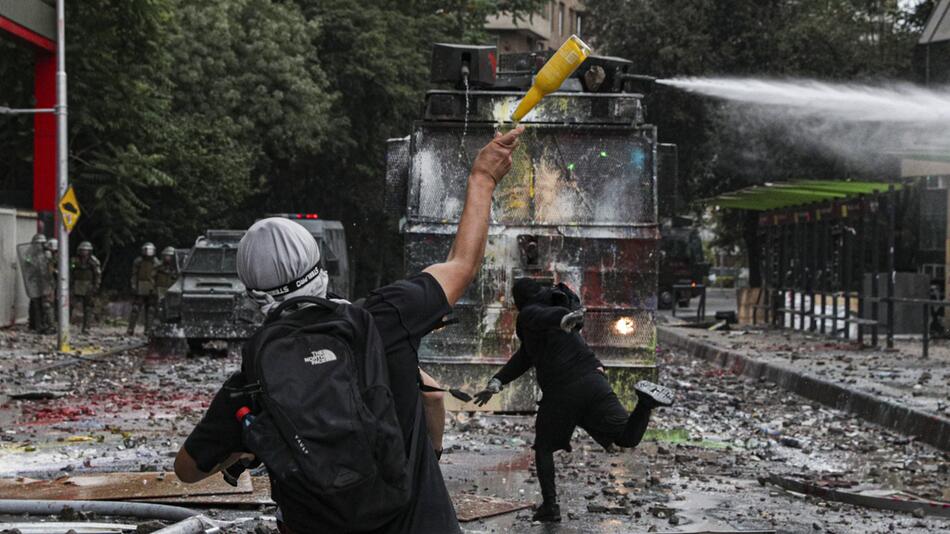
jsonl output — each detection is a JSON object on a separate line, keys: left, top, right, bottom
{"left": 264, "top": 295, "right": 340, "bottom": 323}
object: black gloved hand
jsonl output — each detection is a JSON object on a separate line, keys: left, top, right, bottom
{"left": 473, "top": 378, "right": 503, "bottom": 407}
{"left": 560, "top": 309, "right": 585, "bottom": 332}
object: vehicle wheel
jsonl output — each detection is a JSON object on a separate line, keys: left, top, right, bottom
{"left": 186, "top": 338, "right": 208, "bottom": 355}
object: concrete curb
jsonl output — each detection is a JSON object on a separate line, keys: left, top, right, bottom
{"left": 658, "top": 326, "right": 950, "bottom": 452}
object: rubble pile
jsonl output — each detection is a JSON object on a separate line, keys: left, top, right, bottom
{"left": 684, "top": 326, "right": 950, "bottom": 417}
{"left": 0, "top": 327, "right": 236, "bottom": 477}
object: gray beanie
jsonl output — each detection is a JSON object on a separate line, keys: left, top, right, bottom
{"left": 237, "top": 218, "right": 322, "bottom": 294}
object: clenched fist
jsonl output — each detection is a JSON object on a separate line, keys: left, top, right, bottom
{"left": 471, "top": 126, "right": 525, "bottom": 186}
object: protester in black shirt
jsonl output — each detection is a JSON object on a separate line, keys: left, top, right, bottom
{"left": 474, "top": 277, "right": 675, "bottom": 522}
{"left": 174, "top": 126, "right": 524, "bottom": 533}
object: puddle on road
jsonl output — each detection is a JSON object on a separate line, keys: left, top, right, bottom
{"left": 487, "top": 450, "right": 533, "bottom": 472}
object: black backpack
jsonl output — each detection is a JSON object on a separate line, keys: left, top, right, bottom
{"left": 238, "top": 296, "right": 417, "bottom": 532}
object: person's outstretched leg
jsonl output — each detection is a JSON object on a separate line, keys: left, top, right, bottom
{"left": 533, "top": 448, "right": 561, "bottom": 522}
{"left": 615, "top": 380, "right": 674, "bottom": 447}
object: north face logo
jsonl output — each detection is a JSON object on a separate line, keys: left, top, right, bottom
{"left": 305, "top": 349, "right": 337, "bottom": 366}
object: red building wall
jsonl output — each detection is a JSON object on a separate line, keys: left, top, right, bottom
{"left": 0, "top": 14, "right": 57, "bottom": 213}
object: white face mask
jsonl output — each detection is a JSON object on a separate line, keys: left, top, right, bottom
{"left": 248, "top": 269, "right": 330, "bottom": 315}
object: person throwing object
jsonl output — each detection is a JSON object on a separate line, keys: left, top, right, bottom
{"left": 175, "top": 126, "right": 525, "bottom": 533}
{"left": 474, "top": 278, "right": 674, "bottom": 522}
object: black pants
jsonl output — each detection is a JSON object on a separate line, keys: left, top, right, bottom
{"left": 533, "top": 372, "right": 655, "bottom": 503}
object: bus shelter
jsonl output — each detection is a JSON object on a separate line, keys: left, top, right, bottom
{"left": 708, "top": 180, "right": 919, "bottom": 350}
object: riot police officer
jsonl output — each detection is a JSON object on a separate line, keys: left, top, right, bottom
{"left": 155, "top": 246, "right": 179, "bottom": 301}
{"left": 128, "top": 242, "right": 160, "bottom": 335}
{"left": 71, "top": 241, "right": 102, "bottom": 334}
{"left": 27, "top": 233, "right": 53, "bottom": 333}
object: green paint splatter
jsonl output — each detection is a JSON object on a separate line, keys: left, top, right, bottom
{"left": 567, "top": 162, "right": 575, "bottom": 171}
{"left": 643, "top": 428, "right": 733, "bottom": 450}
{"left": 600, "top": 150, "right": 608, "bottom": 158}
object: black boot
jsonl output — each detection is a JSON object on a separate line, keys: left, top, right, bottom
{"left": 532, "top": 501, "right": 561, "bottom": 522}
{"left": 534, "top": 449, "right": 561, "bottom": 522}
{"left": 634, "top": 380, "right": 674, "bottom": 408}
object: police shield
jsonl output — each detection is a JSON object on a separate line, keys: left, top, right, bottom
{"left": 16, "top": 242, "right": 51, "bottom": 299}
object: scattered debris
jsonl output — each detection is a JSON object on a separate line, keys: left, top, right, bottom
{"left": 0, "top": 472, "right": 251, "bottom": 501}
{"left": 133, "top": 476, "right": 272, "bottom": 507}
{"left": 764, "top": 474, "right": 950, "bottom": 518}
{"left": 452, "top": 493, "right": 533, "bottom": 522}
{"left": 24, "top": 342, "right": 148, "bottom": 377}
{"left": 7, "top": 391, "right": 65, "bottom": 401}
{"left": 2, "top": 325, "right": 948, "bottom": 532}
{"left": 0, "top": 522, "right": 136, "bottom": 533}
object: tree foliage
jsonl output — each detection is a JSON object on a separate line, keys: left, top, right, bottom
{"left": 0, "top": 0, "right": 544, "bottom": 292}
{"left": 276, "top": 0, "right": 545, "bottom": 292}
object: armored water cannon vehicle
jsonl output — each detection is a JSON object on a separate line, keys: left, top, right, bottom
{"left": 385, "top": 44, "right": 664, "bottom": 410}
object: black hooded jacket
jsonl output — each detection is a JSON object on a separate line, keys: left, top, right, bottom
{"left": 493, "top": 283, "right": 604, "bottom": 391}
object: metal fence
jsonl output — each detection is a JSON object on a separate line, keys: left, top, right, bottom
{"left": 748, "top": 183, "right": 947, "bottom": 358}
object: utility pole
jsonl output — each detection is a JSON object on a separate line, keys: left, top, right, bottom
{"left": 55, "top": 0, "right": 70, "bottom": 352}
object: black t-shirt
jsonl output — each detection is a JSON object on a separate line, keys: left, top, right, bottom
{"left": 493, "top": 303, "right": 604, "bottom": 391}
{"left": 183, "top": 273, "right": 460, "bottom": 534}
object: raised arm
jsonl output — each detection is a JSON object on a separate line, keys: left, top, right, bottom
{"left": 494, "top": 345, "right": 532, "bottom": 385}
{"left": 424, "top": 127, "right": 525, "bottom": 305}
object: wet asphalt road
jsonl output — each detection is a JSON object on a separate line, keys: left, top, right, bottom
{"left": 441, "top": 347, "right": 948, "bottom": 533}
{"left": 1, "top": 325, "right": 948, "bottom": 533}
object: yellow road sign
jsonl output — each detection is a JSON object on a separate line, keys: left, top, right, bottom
{"left": 59, "top": 186, "right": 81, "bottom": 233}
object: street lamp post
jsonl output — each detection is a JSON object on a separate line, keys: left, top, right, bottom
{"left": 55, "top": 0, "right": 70, "bottom": 352}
